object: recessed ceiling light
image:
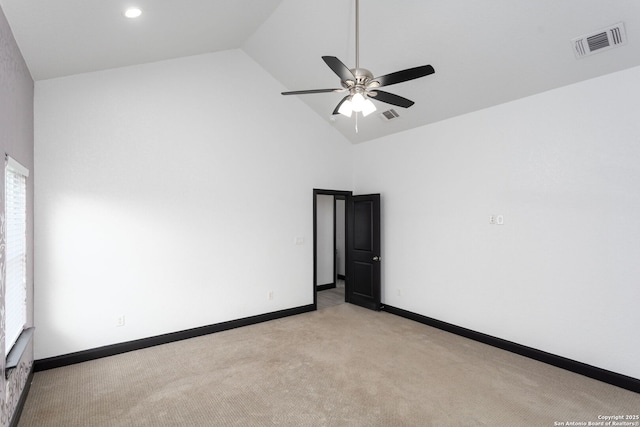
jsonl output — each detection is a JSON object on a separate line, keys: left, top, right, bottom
{"left": 124, "top": 7, "right": 142, "bottom": 18}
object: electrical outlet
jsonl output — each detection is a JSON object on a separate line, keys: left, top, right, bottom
{"left": 116, "top": 315, "right": 125, "bottom": 327}
{"left": 496, "top": 215, "right": 504, "bottom": 225}
{"left": 268, "top": 291, "right": 274, "bottom": 300}
{"left": 489, "top": 215, "right": 496, "bottom": 224}
{"left": 397, "top": 289, "right": 402, "bottom": 297}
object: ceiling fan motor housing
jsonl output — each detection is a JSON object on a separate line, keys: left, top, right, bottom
{"left": 342, "top": 68, "right": 374, "bottom": 89}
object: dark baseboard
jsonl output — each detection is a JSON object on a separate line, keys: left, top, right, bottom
{"left": 382, "top": 305, "right": 640, "bottom": 394}
{"left": 316, "top": 283, "right": 336, "bottom": 291}
{"left": 337, "top": 274, "right": 345, "bottom": 280}
{"left": 9, "top": 365, "right": 34, "bottom": 427}
{"left": 34, "top": 304, "right": 315, "bottom": 372}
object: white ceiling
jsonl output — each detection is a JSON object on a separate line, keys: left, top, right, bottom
{"left": 2, "top": 0, "right": 640, "bottom": 143}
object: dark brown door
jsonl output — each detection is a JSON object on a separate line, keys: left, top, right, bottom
{"left": 346, "top": 194, "right": 381, "bottom": 310}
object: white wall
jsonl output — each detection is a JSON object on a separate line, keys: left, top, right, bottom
{"left": 34, "top": 50, "right": 353, "bottom": 359}
{"left": 353, "top": 65, "right": 640, "bottom": 380}
{"left": 316, "top": 194, "right": 334, "bottom": 286}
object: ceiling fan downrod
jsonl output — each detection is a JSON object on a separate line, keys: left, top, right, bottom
{"left": 355, "top": 0, "right": 360, "bottom": 70}
{"left": 348, "top": 0, "right": 374, "bottom": 91}
{"left": 341, "top": 0, "right": 376, "bottom": 126}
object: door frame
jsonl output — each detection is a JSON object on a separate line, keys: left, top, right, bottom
{"left": 313, "top": 189, "right": 352, "bottom": 308}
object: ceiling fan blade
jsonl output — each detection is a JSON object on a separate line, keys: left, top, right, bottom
{"left": 322, "top": 56, "right": 355, "bottom": 82}
{"left": 282, "top": 88, "right": 344, "bottom": 95}
{"left": 369, "top": 90, "right": 415, "bottom": 108}
{"left": 372, "top": 65, "right": 435, "bottom": 87}
{"left": 332, "top": 96, "right": 350, "bottom": 115}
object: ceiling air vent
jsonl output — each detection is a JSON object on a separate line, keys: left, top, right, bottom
{"left": 379, "top": 109, "right": 400, "bottom": 122}
{"left": 572, "top": 22, "right": 627, "bottom": 58}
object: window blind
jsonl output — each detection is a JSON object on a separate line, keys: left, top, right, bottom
{"left": 5, "top": 156, "right": 28, "bottom": 356}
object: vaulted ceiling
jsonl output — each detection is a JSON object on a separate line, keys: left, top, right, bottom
{"left": 2, "top": 0, "right": 639, "bottom": 143}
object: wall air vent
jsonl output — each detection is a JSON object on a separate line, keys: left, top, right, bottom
{"left": 572, "top": 22, "right": 627, "bottom": 58}
{"left": 379, "top": 109, "right": 400, "bottom": 121}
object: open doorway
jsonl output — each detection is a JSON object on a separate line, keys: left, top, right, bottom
{"left": 313, "top": 189, "right": 382, "bottom": 311}
{"left": 313, "top": 189, "right": 350, "bottom": 309}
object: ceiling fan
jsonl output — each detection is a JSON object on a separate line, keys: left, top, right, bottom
{"left": 281, "top": 0, "right": 435, "bottom": 121}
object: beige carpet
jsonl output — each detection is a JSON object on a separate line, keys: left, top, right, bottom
{"left": 19, "top": 304, "right": 640, "bottom": 426}
{"left": 317, "top": 281, "right": 345, "bottom": 310}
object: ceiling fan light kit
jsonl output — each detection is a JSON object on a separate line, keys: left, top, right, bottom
{"left": 281, "top": 0, "right": 435, "bottom": 130}
{"left": 339, "top": 92, "right": 377, "bottom": 117}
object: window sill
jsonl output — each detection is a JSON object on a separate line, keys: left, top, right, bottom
{"left": 6, "top": 327, "right": 34, "bottom": 379}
